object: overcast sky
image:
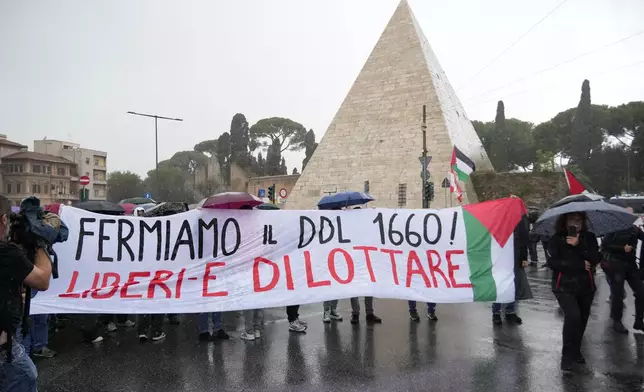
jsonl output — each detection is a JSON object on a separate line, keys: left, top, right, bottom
{"left": 1, "top": 0, "right": 643, "bottom": 178}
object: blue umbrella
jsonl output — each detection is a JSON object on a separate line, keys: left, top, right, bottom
{"left": 532, "top": 200, "right": 638, "bottom": 237}
{"left": 317, "top": 191, "right": 375, "bottom": 210}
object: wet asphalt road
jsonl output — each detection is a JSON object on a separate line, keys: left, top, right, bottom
{"left": 36, "top": 258, "right": 644, "bottom": 391}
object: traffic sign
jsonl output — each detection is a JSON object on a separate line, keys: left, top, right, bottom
{"left": 79, "top": 175, "right": 90, "bottom": 186}
{"left": 258, "top": 189, "right": 266, "bottom": 197}
{"left": 145, "top": 192, "right": 151, "bottom": 199}
{"left": 441, "top": 177, "right": 450, "bottom": 188}
{"left": 420, "top": 170, "right": 430, "bottom": 181}
{"left": 418, "top": 156, "right": 432, "bottom": 170}
{"left": 279, "top": 188, "right": 288, "bottom": 198}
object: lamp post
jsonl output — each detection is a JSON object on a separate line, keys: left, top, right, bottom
{"left": 628, "top": 149, "right": 639, "bottom": 194}
{"left": 126, "top": 111, "right": 183, "bottom": 184}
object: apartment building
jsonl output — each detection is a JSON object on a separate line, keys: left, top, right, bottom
{"left": 34, "top": 139, "right": 108, "bottom": 200}
{"left": 0, "top": 134, "right": 28, "bottom": 193}
{"left": 2, "top": 151, "right": 78, "bottom": 206}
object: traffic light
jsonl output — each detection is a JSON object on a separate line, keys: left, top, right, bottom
{"left": 267, "top": 184, "right": 275, "bottom": 204}
{"left": 424, "top": 182, "right": 435, "bottom": 202}
{"left": 78, "top": 188, "right": 90, "bottom": 202}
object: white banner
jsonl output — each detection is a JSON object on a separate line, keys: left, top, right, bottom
{"left": 31, "top": 198, "right": 526, "bottom": 314}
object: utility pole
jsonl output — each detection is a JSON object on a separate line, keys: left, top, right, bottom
{"left": 126, "top": 111, "right": 183, "bottom": 184}
{"left": 421, "top": 105, "right": 430, "bottom": 208}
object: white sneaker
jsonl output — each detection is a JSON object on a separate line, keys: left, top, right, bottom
{"left": 151, "top": 332, "right": 166, "bottom": 341}
{"left": 289, "top": 321, "right": 306, "bottom": 333}
{"left": 295, "top": 318, "right": 308, "bottom": 327}
{"left": 240, "top": 332, "right": 255, "bottom": 341}
{"left": 329, "top": 311, "right": 343, "bottom": 321}
{"left": 323, "top": 310, "right": 331, "bottom": 323}
{"left": 91, "top": 335, "right": 104, "bottom": 343}
{"left": 106, "top": 322, "right": 118, "bottom": 332}
{"left": 122, "top": 320, "right": 135, "bottom": 328}
{"left": 254, "top": 329, "right": 261, "bottom": 339}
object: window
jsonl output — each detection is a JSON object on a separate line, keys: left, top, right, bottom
{"left": 57, "top": 167, "right": 66, "bottom": 176}
{"left": 31, "top": 182, "right": 41, "bottom": 194}
{"left": 6, "top": 183, "right": 11, "bottom": 194}
{"left": 364, "top": 180, "right": 370, "bottom": 193}
{"left": 14, "top": 164, "right": 23, "bottom": 173}
{"left": 44, "top": 165, "right": 51, "bottom": 174}
{"left": 59, "top": 181, "right": 66, "bottom": 195}
{"left": 43, "top": 183, "right": 49, "bottom": 194}
{"left": 85, "top": 157, "right": 90, "bottom": 164}
{"left": 397, "top": 183, "right": 407, "bottom": 207}
{"left": 6, "top": 165, "right": 13, "bottom": 173}
{"left": 94, "top": 188, "right": 101, "bottom": 197}
{"left": 32, "top": 164, "right": 41, "bottom": 174}
{"left": 94, "top": 159, "right": 100, "bottom": 166}
{"left": 15, "top": 181, "right": 21, "bottom": 194}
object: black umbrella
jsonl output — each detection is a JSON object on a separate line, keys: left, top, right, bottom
{"left": 550, "top": 193, "right": 604, "bottom": 208}
{"left": 256, "top": 203, "right": 280, "bottom": 210}
{"left": 76, "top": 201, "right": 125, "bottom": 215}
{"left": 144, "top": 202, "right": 189, "bottom": 217}
{"left": 532, "top": 200, "right": 637, "bottom": 237}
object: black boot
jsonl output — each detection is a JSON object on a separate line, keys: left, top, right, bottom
{"left": 613, "top": 320, "right": 629, "bottom": 334}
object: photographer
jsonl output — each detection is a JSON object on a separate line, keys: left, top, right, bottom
{"left": 0, "top": 196, "right": 53, "bottom": 391}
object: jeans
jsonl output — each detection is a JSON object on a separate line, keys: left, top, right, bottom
{"left": 0, "top": 340, "right": 38, "bottom": 392}
{"left": 554, "top": 292, "right": 594, "bottom": 359}
{"left": 492, "top": 302, "right": 516, "bottom": 315}
{"left": 408, "top": 301, "right": 436, "bottom": 313}
{"left": 198, "top": 313, "right": 222, "bottom": 333}
{"left": 350, "top": 297, "right": 374, "bottom": 316}
{"left": 136, "top": 314, "right": 164, "bottom": 337}
{"left": 286, "top": 306, "right": 300, "bottom": 323}
{"left": 243, "top": 309, "right": 264, "bottom": 334}
{"left": 18, "top": 314, "right": 49, "bottom": 355}
{"left": 323, "top": 300, "right": 338, "bottom": 311}
{"left": 608, "top": 267, "right": 644, "bottom": 322}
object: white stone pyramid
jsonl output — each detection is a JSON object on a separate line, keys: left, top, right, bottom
{"left": 285, "top": 0, "right": 492, "bottom": 210}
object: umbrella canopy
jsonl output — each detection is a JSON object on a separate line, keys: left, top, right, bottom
{"left": 120, "top": 203, "right": 137, "bottom": 215}
{"left": 76, "top": 201, "right": 125, "bottom": 215}
{"left": 550, "top": 193, "right": 604, "bottom": 208}
{"left": 200, "top": 192, "right": 263, "bottom": 209}
{"left": 119, "top": 197, "right": 156, "bottom": 205}
{"left": 144, "top": 202, "right": 189, "bottom": 217}
{"left": 317, "top": 191, "right": 374, "bottom": 210}
{"left": 256, "top": 203, "right": 280, "bottom": 210}
{"left": 532, "top": 200, "right": 638, "bottom": 237}
{"left": 137, "top": 202, "right": 157, "bottom": 211}
{"left": 188, "top": 203, "right": 198, "bottom": 210}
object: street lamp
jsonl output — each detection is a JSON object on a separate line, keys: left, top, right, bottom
{"left": 126, "top": 111, "right": 183, "bottom": 184}
{"left": 628, "top": 149, "right": 639, "bottom": 194}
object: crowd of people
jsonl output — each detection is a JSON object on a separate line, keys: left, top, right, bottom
{"left": 2, "top": 194, "right": 644, "bottom": 391}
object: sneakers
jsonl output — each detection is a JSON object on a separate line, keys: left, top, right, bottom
{"left": 323, "top": 310, "right": 331, "bottom": 323}
{"left": 427, "top": 312, "right": 438, "bottom": 321}
{"left": 366, "top": 313, "right": 382, "bottom": 323}
{"left": 634, "top": 321, "right": 644, "bottom": 332}
{"left": 561, "top": 357, "right": 573, "bottom": 372}
{"left": 214, "top": 329, "right": 230, "bottom": 340}
{"left": 350, "top": 314, "right": 359, "bottom": 324}
{"left": 168, "top": 315, "right": 180, "bottom": 325}
{"left": 151, "top": 332, "right": 166, "bottom": 341}
{"left": 121, "top": 320, "right": 135, "bottom": 328}
{"left": 138, "top": 334, "right": 148, "bottom": 343}
{"left": 106, "top": 322, "right": 118, "bottom": 332}
{"left": 295, "top": 318, "right": 307, "bottom": 327}
{"left": 613, "top": 320, "right": 629, "bottom": 334}
{"left": 492, "top": 314, "right": 502, "bottom": 325}
{"left": 505, "top": 313, "right": 523, "bottom": 324}
{"left": 409, "top": 310, "right": 420, "bottom": 322}
{"left": 254, "top": 329, "right": 261, "bottom": 339}
{"left": 329, "top": 310, "right": 343, "bottom": 321}
{"left": 289, "top": 320, "right": 307, "bottom": 333}
{"left": 240, "top": 332, "right": 255, "bottom": 341}
{"left": 32, "top": 346, "right": 56, "bottom": 358}
{"left": 91, "top": 335, "right": 104, "bottom": 343}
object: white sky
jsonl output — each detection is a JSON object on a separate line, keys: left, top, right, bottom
{"left": 1, "top": 0, "right": 643, "bottom": 178}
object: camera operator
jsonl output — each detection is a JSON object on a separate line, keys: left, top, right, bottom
{"left": 0, "top": 196, "right": 53, "bottom": 392}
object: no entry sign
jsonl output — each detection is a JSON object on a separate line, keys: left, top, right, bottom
{"left": 79, "top": 176, "right": 90, "bottom": 186}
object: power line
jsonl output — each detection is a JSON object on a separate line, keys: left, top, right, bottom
{"left": 463, "top": 29, "right": 644, "bottom": 103}
{"left": 456, "top": 0, "right": 570, "bottom": 91}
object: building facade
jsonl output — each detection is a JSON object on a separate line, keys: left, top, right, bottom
{"left": 2, "top": 151, "right": 78, "bottom": 206}
{"left": 247, "top": 174, "right": 300, "bottom": 205}
{"left": 0, "top": 134, "right": 28, "bottom": 193}
{"left": 33, "top": 139, "right": 108, "bottom": 200}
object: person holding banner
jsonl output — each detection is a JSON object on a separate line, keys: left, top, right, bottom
{"left": 547, "top": 212, "right": 600, "bottom": 371}
{"left": 408, "top": 302, "right": 437, "bottom": 321}
{"left": 322, "top": 300, "right": 343, "bottom": 323}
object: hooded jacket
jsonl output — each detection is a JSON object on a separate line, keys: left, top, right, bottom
{"left": 547, "top": 230, "right": 600, "bottom": 294}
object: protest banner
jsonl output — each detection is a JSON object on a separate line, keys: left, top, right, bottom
{"left": 30, "top": 197, "right": 526, "bottom": 314}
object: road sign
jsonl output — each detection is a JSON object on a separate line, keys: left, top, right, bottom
{"left": 79, "top": 175, "right": 90, "bottom": 186}
{"left": 145, "top": 192, "right": 151, "bottom": 199}
{"left": 420, "top": 170, "right": 430, "bottom": 181}
{"left": 279, "top": 188, "right": 288, "bottom": 198}
{"left": 258, "top": 189, "right": 266, "bottom": 198}
{"left": 418, "top": 155, "right": 432, "bottom": 170}
{"left": 441, "top": 177, "right": 450, "bottom": 188}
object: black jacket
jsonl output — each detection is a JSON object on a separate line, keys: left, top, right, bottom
{"left": 514, "top": 215, "right": 533, "bottom": 300}
{"left": 547, "top": 230, "right": 600, "bottom": 294}
{"left": 601, "top": 226, "right": 644, "bottom": 271}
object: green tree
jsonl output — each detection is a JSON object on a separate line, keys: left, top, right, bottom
{"left": 473, "top": 116, "right": 534, "bottom": 172}
{"left": 144, "top": 166, "right": 195, "bottom": 203}
{"left": 570, "top": 80, "right": 603, "bottom": 174}
{"left": 292, "top": 167, "right": 299, "bottom": 175}
{"left": 279, "top": 157, "right": 287, "bottom": 175}
{"left": 106, "top": 171, "right": 144, "bottom": 203}
{"left": 265, "top": 139, "right": 282, "bottom": 176}
{"left": 194, "top": 139, "right": 218, "bottom": 157}
{"left": 229, "top": 113, "right": 252, "bottom": 168}
{"left": 301, "top": 129, "right": 318, "bottom": 171}
{"left": 256, "top": 152, "right": 266, "bottom": 176}
{"left": 249, "top": 117, "right": 307, "bottom": 154}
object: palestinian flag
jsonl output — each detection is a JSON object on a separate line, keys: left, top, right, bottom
{"left": 462, "top": 197, "right": 527, "bottom": 302}
{"left": 564, "top": 168, "right": 594, "bottom": 195}
{"left": 451, "top": 146, "right": 476, "bottom": 182}
{"left": 448, "top": 170, "right": 463, "bottom": 203}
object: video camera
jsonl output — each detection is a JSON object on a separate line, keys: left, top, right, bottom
{"left": 8, "top": 197, "right": 69, "bottom": 279}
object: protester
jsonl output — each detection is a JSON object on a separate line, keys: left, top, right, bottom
{"left": 600, "top": 206, "right": 644, "bottom": 334}
{"left": 197, "top": 313, "right": 230, "bottom": 341}
{"left": 0, "top": 195, "right": 54, "bottom": 391}
{"left": 408, "top": 302, "right": 437, "bottom": 321}
{"left": 492, "top": 204, "right": 532, "bottom": 326}
{"left": 322, "top": 300, "right": 343, "bottom": 323}
{"left": 286, "top": 305, "right": 307, "bottom": 333}
{"left": 547, "top": 211, "right": 600, "bottom": 371}
{"left": 18, "top": 291, "right": 56, "bottom": 358}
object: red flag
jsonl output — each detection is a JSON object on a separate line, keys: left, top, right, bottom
{"left": 564, "top": 168, "right": 587, "bottom": 195}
